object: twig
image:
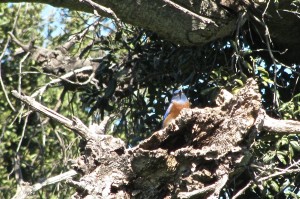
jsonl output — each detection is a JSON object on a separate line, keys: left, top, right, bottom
{"left": 234, "top": 11, "right": 249, "bottom": 75}
{"left": 162, "top": 0, "right": 218, "bottom": 27}
{"left": 262, "top": 0, "right": 280, "bottom": 111}
{"left": 32, "top": 170, "right": 78, "bottom": 192}
{"left": 31, "top": 65, "right": 94, "bottom": 98}
{"left": 257, "top": 159, "right": 300, "bottom": 182}
{"left": 16, "top": 115, "right": 28, "bottom": 153}
{"left": 7, "top": 32, "right": 31, "bottom": 52}
{"left": 54, "top": 129, "right": 67, "bottom": 162}
{"left": 11, "top": 91, "right": 92, "bottom": 140}
{"left": 258, "top": 167, "right": 300, "bottom": 183}
{"left": 58, "top": 20, "right": 96, "bottom": 53}
{"left": 177, "top": 174, "right": 228, "bottom": 199}
{"left": 0, "top": 38, "right": 16, "bottom": 112}
{"left": 281, "top": 9, "right": 300, "bottom": 18}
{"left": 232, "top": 180, "right": 254, "bottom": 199}
{"left": 15, "top": 51, "right": 30, "bottom": 147}
{"left": 41, "top": 88, "right": 66, "bottom": 125}
{"left": 12, "top": 169, "right": 78, "bottom": 199}
{"left": 80, "top": 0, "right": 120, "bottom": 23}
{"left": 249, "top": 16, "right": 299, "bottom": 76}
{"left": 18, "top": 52, "right": 30, "bottom": 94}
{"left": 14, "top": 153, "right": 24, "bottom": 185}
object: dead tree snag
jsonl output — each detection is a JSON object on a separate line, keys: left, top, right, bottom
{"left": 11, "top": 79, "right": 300, "bottom": 199}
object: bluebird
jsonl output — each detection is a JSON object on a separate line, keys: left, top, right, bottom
{"left": 162, "top": 90, "right": 190, "bottom": 128}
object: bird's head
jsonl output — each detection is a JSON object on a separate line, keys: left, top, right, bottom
{"left": 171, "top": 89, "right": 188, "bottom": 104}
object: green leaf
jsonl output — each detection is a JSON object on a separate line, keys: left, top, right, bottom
{"left": 290, "top": 140, "right": 300, "bottom": 151}
{"left": 269, "top": 180, "right": 279, "bottom": 192}
{"left": 234, "top": 79, "right": 244, "bottom": 86}
{"left": 242, "top": 60, "right": 253, "bottom": 72}
{"left": 261, "top": 80, "right": 268, "bottom": 87}
{"left": 261, "top": 76, "right": 274, "bottom": 85}
{"left": 276, "top": 139, "right": 283, "bottom": 149}
{"left": 263, "top": 151, "right": 275, "bottom": 163}
{"left": 288, "top": 144, "right": 294, "bottom": 160}
{"left": 257, "top": 66, "right": 269, "bottom": 77}
{"left": 277, "top": 153, "right": 287, "bottom": 165}
{"left": 281, "top": 137, "right": 289, "bottom": 146}
{"left": 293, "top": 93, "right": 300, "bottom": 98}
{"left": 277, "top": 150, "right": 288, "bottom": 156}
{"left": 232, "top": 87, "right": 241, "bottom": 94}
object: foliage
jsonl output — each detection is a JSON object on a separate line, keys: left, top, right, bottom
{"left": 0, "top": 2, "right": 299, "bottom": 199}
{"left": 0, "top": 4, "right": 86, "bottom": 198}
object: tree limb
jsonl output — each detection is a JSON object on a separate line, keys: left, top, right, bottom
{"left": 11, "top": 91, "right": 93, "bottom": 140}
{"left": 12, "top": 169, "right": 78, "bottom": 199}
{"left": 8, "top": 31, "right": 98, "bottom": 74}
{"left": 2, "top": 0, "right": 237, "bottom": 45}
{"left": 4, "top": 0, "right": 300, "bottom": 64}
{"left": 262, "top": 115, "right": 300, "bottom": 134}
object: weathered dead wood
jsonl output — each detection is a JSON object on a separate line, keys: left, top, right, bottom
{"left": 262, "top": 115, "right": 300, "bottom": 134}
{"left": 11, "top": 91, "right": 92, "bottom": 140}
{"left": 8, "top": 32, "right": 98, "bottom": 75}
{"left": 12, "top": 169, "right": 78, "bottom": 199}
{"left": 11, "top": 78, "right": 300, "bottom": 198}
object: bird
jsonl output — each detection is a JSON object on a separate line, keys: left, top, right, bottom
{"left": 162, "top": 89, "right": 190, "bottom": 128}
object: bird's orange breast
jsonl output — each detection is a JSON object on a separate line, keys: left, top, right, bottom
{"left": 163, "top": 101, "right": 190, "bottom": 128}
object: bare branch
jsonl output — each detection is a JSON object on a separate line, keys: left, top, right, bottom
{"left": 262, "top": 115, "right": 300, "bottom": 134}
{"left": 14, "top": 153, "right": 24, "bottom": 185}
{"left": 178, "top": 174, "right": 228, "bottom": 199}
{"left": 12, "top": 169, "right": 78, "bottom": 199}
{"left": 32, "top": 170, "right": 78, "bottom": 192}
{"left": 80, "top": 0, "right": 120, "bottom": 22}
{"left": 161, "top": 0, "right": 218, "bottom": 26}
{"left": 16, "top": 115, "right": 28, "bottom": 152}
{"left": 30, "top": 65, "right": 94, "bottom": 98}
{"left": 8, "top": 32, "right": 31, "bottom": 52}
{"left": 257, "top": 159, "right": 300, "bottom": 182}
{"left": 232, "top": 180, "right": 254, "bottom": 199}
{"left": 11, "top": 91, "right": 92, "bottom": 140}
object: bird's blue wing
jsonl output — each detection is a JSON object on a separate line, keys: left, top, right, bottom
{"left": 163, "top": 103, "right": 173, "bottom": 120}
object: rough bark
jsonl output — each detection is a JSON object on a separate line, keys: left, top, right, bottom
{"left": 69, "top": 78, "right": 262, "bottom": 199}
{"left": 2, "top": 0, "right": 236, "bottom": 46}
{"left": 12, "top": 78, "right": 300, "bottom": 198}
{"left": 3, "top": 0, "right": 300, "bottom": 63}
